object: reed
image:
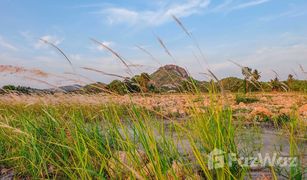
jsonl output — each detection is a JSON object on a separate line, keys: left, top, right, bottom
{"left": 0, "top": 65, "right": 49, "bottom": 77}
{"left": 40, "top": 38, "right": 75, "bottom": 73}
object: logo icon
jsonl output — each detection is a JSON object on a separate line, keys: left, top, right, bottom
{"left": 208, "top": 148, "right": 226, "bottom": 170}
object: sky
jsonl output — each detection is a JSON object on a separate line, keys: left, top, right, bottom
{"left": 0, "top": 0, "right": 307, "bottom": 88}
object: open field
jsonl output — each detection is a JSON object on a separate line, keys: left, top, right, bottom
{"left": 1, "top": 92, "right": 306, "bottom": 122}
{"left": 0, "top": 92, "right": 306, "bottom": 179}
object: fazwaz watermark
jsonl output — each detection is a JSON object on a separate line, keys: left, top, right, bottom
{"left": 208, "top": 148, "right": 299, "bottom": 170}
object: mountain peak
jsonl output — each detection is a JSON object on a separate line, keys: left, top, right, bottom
{"left": 157, "top": 64, "right": 189, "bottom": 79}
{"left": 150, "top": 64, "right": 189, "bottom": 89}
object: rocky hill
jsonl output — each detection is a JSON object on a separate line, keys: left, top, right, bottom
{"left": 150, "top": 65, "right": 190, "bottom": 90}
{"left": 59, "top": 84, "right": 83, "bottom": 92}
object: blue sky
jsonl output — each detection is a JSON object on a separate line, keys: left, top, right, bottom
{"left": 0, "top": 0, "right": 307, "bottom": 88}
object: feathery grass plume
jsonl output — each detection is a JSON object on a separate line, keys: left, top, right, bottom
{"left": 64, "top": 72, "right": 95, "bottom": 83}
{"left": 23, "top": 76, "right": 66, "bottom": 93}
{"left": 271, "top": 70, "right": 290, "bottom": 91}
{"left": 154, "top": 34, "right": 177, "bottom": 63}
{"left": 199, "top": 72, "right": 212, "bottom": 80}
{"left": 291, "top": 69, "right": 299, "bottom": 79}
{"left": 299, "top": 64, "right": 306, "bottom": 74}
{"left": 85, "top": 84, "right": 117, "bottom": 95}
{"left": 172, "top": 15, "right": 212, "bottom": 93}
{"left": 125, "top": 63, "right": 155, "bottom": 76}
{"left": 191, "top": 48, "right": 203, "bottom": 67}
{"left": 44, "top": 72, "right": 84, "bottom": 85}
{"left": 135, "top": 45, "right": 162, "bottom": 66}
{"left": 65, "top": 71, "right": 119, "bottom": 95}
{"left": 90, "top": 38, "right": 133, "bottom": 75}
{"left": 0, "top": 65, "right": 49, "bottom": 77}
{"left": 228, "top": 59, "right": 263, "bottom": 91}
{"left": 0, "top": 122, "right": 29, "bottom": 136}
{"left": 127, "top": 64, "right": 145, "bottom": 68}
{"left": 172, "top": 15, "right": 209, "bottom": 68}
{"left": 66, "top": 71, "right": 118, "bottom": 95}
{"left": 54, "top": 78, "right": 88, "bottom": 86}
{"left": 0, "top": 65, "right": 83, "bottom": 86}
{"left": 39, "top": 38, "right": 75, "bottom": 72}
{"left": 207, "top": 69, "right": 226, "bottom": 96}
{"left": 299, "top": 64, "right": 307, "bottom": 79}
{"left": 81, "top": 67, "right": 127, "bottom": 79}
{"left": 271, "top": 70, "right": 281, "bottom": 79}
{"left": 172, "top": 15, "right": 192, "bottom": 38}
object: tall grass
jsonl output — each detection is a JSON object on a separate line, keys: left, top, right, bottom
{"left": 0, "top": 90, "right": 252, "bottom": 179}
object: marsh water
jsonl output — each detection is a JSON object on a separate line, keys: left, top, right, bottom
{"left": 157, "top": 121, "right": 307, "bottom": 179}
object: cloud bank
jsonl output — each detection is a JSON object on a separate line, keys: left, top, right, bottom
{"left": 98, "top": 0, "right": 271, "bottom": 26}
{"left": 99, "top": 0, "right": 211, "bottom": 26}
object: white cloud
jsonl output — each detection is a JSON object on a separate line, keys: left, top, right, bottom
{"left": 105, "top": 8, "right": 140, "bottom": 25}
{"left": 231, "top": 0, "right": 270, "bottom": 10}
{"left": 259, "top": 8, "right": 307, "bottom": 22}
{"left": 212, "top": 0, "right": 233, "bottom": 12}
{"left": 98, "top": 0, "right": 272, "bottom": 27}
{"left": 212, "top": 0, "right": 270, "bottom": 13}
{"left": 34, "top": 35, "right": 63, "bottom": 49}
{"left": 0, "top": 35, "right": 18, "bottom": 51}
{"left": 100, "top": 0, "right": 211, "bottom": 26}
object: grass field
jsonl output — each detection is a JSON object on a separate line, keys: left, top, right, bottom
{"left": 0, "top": 92, "right": 306, "bottom": 179}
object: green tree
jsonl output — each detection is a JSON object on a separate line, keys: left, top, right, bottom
{"left": 287, "top": 74, "right": 294, "bottom": 82}
{"left": 137, "top": 73, "right": 151, "bottom": 92}
{"left": 124, "top": 78, "right": 140, "bottom": 93}
{"left": 180, "top": 78, "right": 198, "bottom": 93}
{"left": 252, "top": 69, "right": 261, "bottom": 81}
{"left": 147, "top": 82, "right": 159, "bottom": 93}
{"left": 3, "top": 85, "right": 16, "bottom": 91}
{"left": 220, "top": 77, "right": 244, "bottom": 92}
{"left": 2, "top": 85, "right": 31, "bottom": 94}
{"left": 270, "top": 77, "right": 281, "bottom": 91}
{"left": 242, "top": 67, "right": 252, "bottom": 93}
{"left": 107, "top": 80, "right": 127, "bottom": 95}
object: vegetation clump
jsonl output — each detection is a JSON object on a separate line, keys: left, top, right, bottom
{"left": 235, "top": 94, "right": 259, "bottom": 104}
{"left": 2, "top": 85, "right": 31, "bottom": 94}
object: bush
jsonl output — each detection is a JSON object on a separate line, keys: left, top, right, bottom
{"left": 107, "top": 80, "right": 127, "bottom": 95}
{"left": 287, "top": 80, "right": 307, "bottom": 92}
{"left": 220, "top": 77, "right": 244, "bottom": 92}
{"left": 274, "top": 114, "right": 291, "bottom": 126}
{"left": 82, "top": 82, "right": 107, "bottom": 94}
{"left": 2, "top": 85, "right": 31, "bottom": 94}
{"left": 235, "top": 94, "right": 259, "bottom": 104}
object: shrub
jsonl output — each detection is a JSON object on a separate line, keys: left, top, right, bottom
{"left": 274, "top": 114, "right": 291, "bottom": 126}
{"left": 107, "top": 80, "right": 127, "bottom": 95}
{"left": 220, "top": 77, "right": 244, "bottom": 92}
{"left": 235, "top": 94, "right": 259, "bottom": 104}
{"left": 287, "top": 80, "right": 307, "bottom": 92}
{"left": 2, "top": 85, "right": 31, "bottom": 94}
